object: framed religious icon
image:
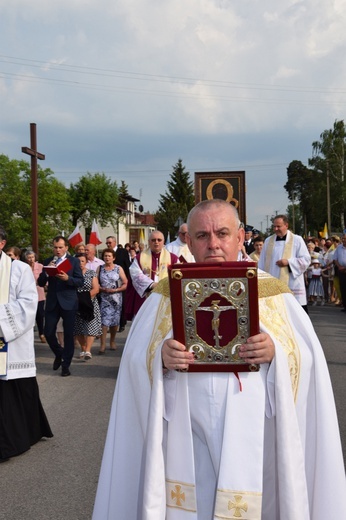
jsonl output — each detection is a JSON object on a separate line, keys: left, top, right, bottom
{"left": 168, "top": 261, "right": 260, "bottom": 372}
{"left": 194, "top": 171, "right": 246, "bottom": 224}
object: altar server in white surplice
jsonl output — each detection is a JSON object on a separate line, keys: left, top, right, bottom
{"left": 0, "top": 226, "right": 53, "bottom": 462}
{"left": 258, "top": 215, "right": 311, "bottom": 311}
{"left": 93, "top": 200, "right": 346, "bottom": 520}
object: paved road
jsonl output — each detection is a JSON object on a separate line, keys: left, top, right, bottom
{"left": 1, "top": 305, "right": 345, "bottom": 520}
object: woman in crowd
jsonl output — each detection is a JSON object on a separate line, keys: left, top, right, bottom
{"left": 6, "top": 246, "right": 22, "bottom": 260}
{"left": 129, "top": 246, "right": 137, "bottom": 262}
{"left": 74, "top": 243, "right": 86, "bottom": 255}
{"left": 124, "top": 242, "right": 131, "bottom": 260}
{"left": 74, "top": 253, "right": 102, "bottom": 360}
{"left": 97, "top": 248, "right": 128, "bottom": 353}
{"left": 24, "top": 250, "right": 46, "bottom": 343}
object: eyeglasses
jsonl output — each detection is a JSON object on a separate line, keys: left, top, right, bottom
{"left": 151, "top": 239, "right": 163, "bottom": 242}
{"left": 179, "top": 232, "right": 187, "bottom": 236}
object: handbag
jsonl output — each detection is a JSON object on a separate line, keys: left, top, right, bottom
{"left": 77, "top": 291, "right": 94, "bottom": 321}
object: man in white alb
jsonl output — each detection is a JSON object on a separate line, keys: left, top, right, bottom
{"left": 258, "top": 214, "right": 310, "bottom": 311}
{"left": 166, "top": 223, "right": 195, "bottom": 262}
{"left": 93, "top": 200, "right": 346, "bottom": 520}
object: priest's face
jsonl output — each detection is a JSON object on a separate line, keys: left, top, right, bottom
{"left": 178, "top": 224, "right": 188, "bottom": 244}
{"left": 149, "top": 232, "right": 164, "bottom": 253}
{"left": 273, "top": 218, "right": 288, "bottom": 238}
{"left": 187, "top": 204, "right": 244, "bottom": 263}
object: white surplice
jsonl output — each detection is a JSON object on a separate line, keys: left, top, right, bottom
{"left": 166, "top": 237, "right": 195, "bottom": 263}
{"left": 93, "top": 272, "right": 346, "bottom": 520}
{"left": 258, "top": 231, "right": 310, "bottom": 305}
{"left": 0, "top": 257, "right": 38, "bottom": 380}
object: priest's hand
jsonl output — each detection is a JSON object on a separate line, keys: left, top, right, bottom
{"left": 276, "top": 259, "right": 289, "bottom": 267}
{"left": 238, "top": 332, "right": 275, "bottom": 364}
{"left": 162, "top": 339, "right": 194, "bottom": 371}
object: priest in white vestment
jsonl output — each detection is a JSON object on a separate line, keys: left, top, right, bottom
{"left": 93, "top": 200, "right": 346, "bottom": 520}
{"left": 166, "top": 223, "right": 195, "bottom": 263}
{"left": 258, "top": 215, "right": 310, "bottom": 309}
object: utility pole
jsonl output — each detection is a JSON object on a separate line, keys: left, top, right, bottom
{"left": 326, "top": 161, "right": 331, "bottom": 234}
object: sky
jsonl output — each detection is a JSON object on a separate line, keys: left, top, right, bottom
{"left": 1, "top": 0, "right": 346, "bottom": 233}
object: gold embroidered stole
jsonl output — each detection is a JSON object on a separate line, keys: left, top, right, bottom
{"left": 140, "top": 248, "right": 172, "bottom": 281}
{"left": 264, "top": 231, "right": 294, "bottom": 287}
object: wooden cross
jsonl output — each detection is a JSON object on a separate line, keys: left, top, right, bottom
{"left": 22, "top": 123, "right": 45, "bottom": 254}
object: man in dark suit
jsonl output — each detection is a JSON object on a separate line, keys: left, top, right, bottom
{"left": 38, "top": 236, "right": 83, "bottom": 377}
{"left": 244, "top": 225, "right": 255, "bottom": 255}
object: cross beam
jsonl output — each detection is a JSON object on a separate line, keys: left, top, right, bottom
{"left": 22, "top": 123, "right": 45, "bottom": 254}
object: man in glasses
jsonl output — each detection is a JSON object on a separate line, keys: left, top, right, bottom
{"left": 166, "top": 223, "right": 195, "bottom": 262}
{"left": 126, "top": 230, "right": 178, "bottom": 318}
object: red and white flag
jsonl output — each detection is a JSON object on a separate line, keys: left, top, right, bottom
{"left": 89, "top": 219, "right": 102, "bottom": 245}
{"left": 68, "top": 224, "right": 83, "bottom": 248}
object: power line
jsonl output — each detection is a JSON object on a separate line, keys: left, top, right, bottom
{"left": 1, "top": 54, "right": 346, "bottom": 94}
{"left": 1, "top": 54, "right": 346, "bottom": 106}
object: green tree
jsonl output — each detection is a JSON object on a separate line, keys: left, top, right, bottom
{"left": 284, "top": 160, "right": 316, "bottom": 235}
{"left": 155, "top": 159, "right": 195, "bottom": 239}
{"left": 309, "top": 119, "right": 346, "bottom": 231}
{"left": 286, "top": 203, "right": 304, "bottom": 236}
{"left": 0, "top": 154, "right": 71, "bottom": 256}
{"left": 69, "top": 172, "right": 119, "bottom": 228}
{"left": 118, "top": 180, "right": 130, "bottom": 209}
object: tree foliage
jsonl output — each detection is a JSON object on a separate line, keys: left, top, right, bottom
{"left": 284, "top": 160, "right": 316, "bottom": 235}
{"left": 0, "top": 154, "right": 71, "bottom": 256}
{"left": 309, "top": 119, "right": 346, "bottom": 230}
{"left": 155, "top": 159, "right": 195, "bottom": 239}
{"left": 68, "top": 172, "right": 119, "bottom": 228}
{"left": 118, "top": 180, "right": 130, "bottom": 209}
{"left": 285, "top": 119, "right": 346, "bottom": 234}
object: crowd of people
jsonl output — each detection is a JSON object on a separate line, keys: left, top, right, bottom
{"left": 4, "top": 221, "right": 346, "bottom": 375}
{"left": 2, "top": 206, "right": 346, "bottom": 517}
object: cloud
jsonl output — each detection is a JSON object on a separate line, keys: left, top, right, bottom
{"left": 1, "top": 0, "right": 346, "bottom": 230}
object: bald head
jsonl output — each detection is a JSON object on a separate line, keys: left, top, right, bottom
{"left": 186, "top": 199, "right": 243, "bottom": 263}
{"left": 178, "top": 223, "right": 188, "bottom": 244}
{"left": 149, "top": 231, "right": 164, "bottom": 254}
{"left": 85, "top": 243, "right": 96, "bottom": 260}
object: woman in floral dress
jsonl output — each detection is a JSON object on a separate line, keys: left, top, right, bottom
{"left": 97, "top": 248, "right": 128, "bottom": 353}
{"left": 74, "top": 253, "right": 102, "bottom": 360}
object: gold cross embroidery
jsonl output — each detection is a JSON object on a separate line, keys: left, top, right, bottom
{"left": 228, "top": 494, "right": 248, "bottom": 518}
{"left": 171, "top": 484, "right": 186, "bottom": 507}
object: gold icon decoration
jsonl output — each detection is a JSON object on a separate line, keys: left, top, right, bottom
{"left": 194, "top": 171, "right": 246, "bottom": 224}
{"left": 181, "top": 275, "right": 257, "bottom": 368}
{"left": 206, "top": 179, "right": 239, "bottom": 206}
{"left": 168, "top": 262, "right": 260, "bottom": 372}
